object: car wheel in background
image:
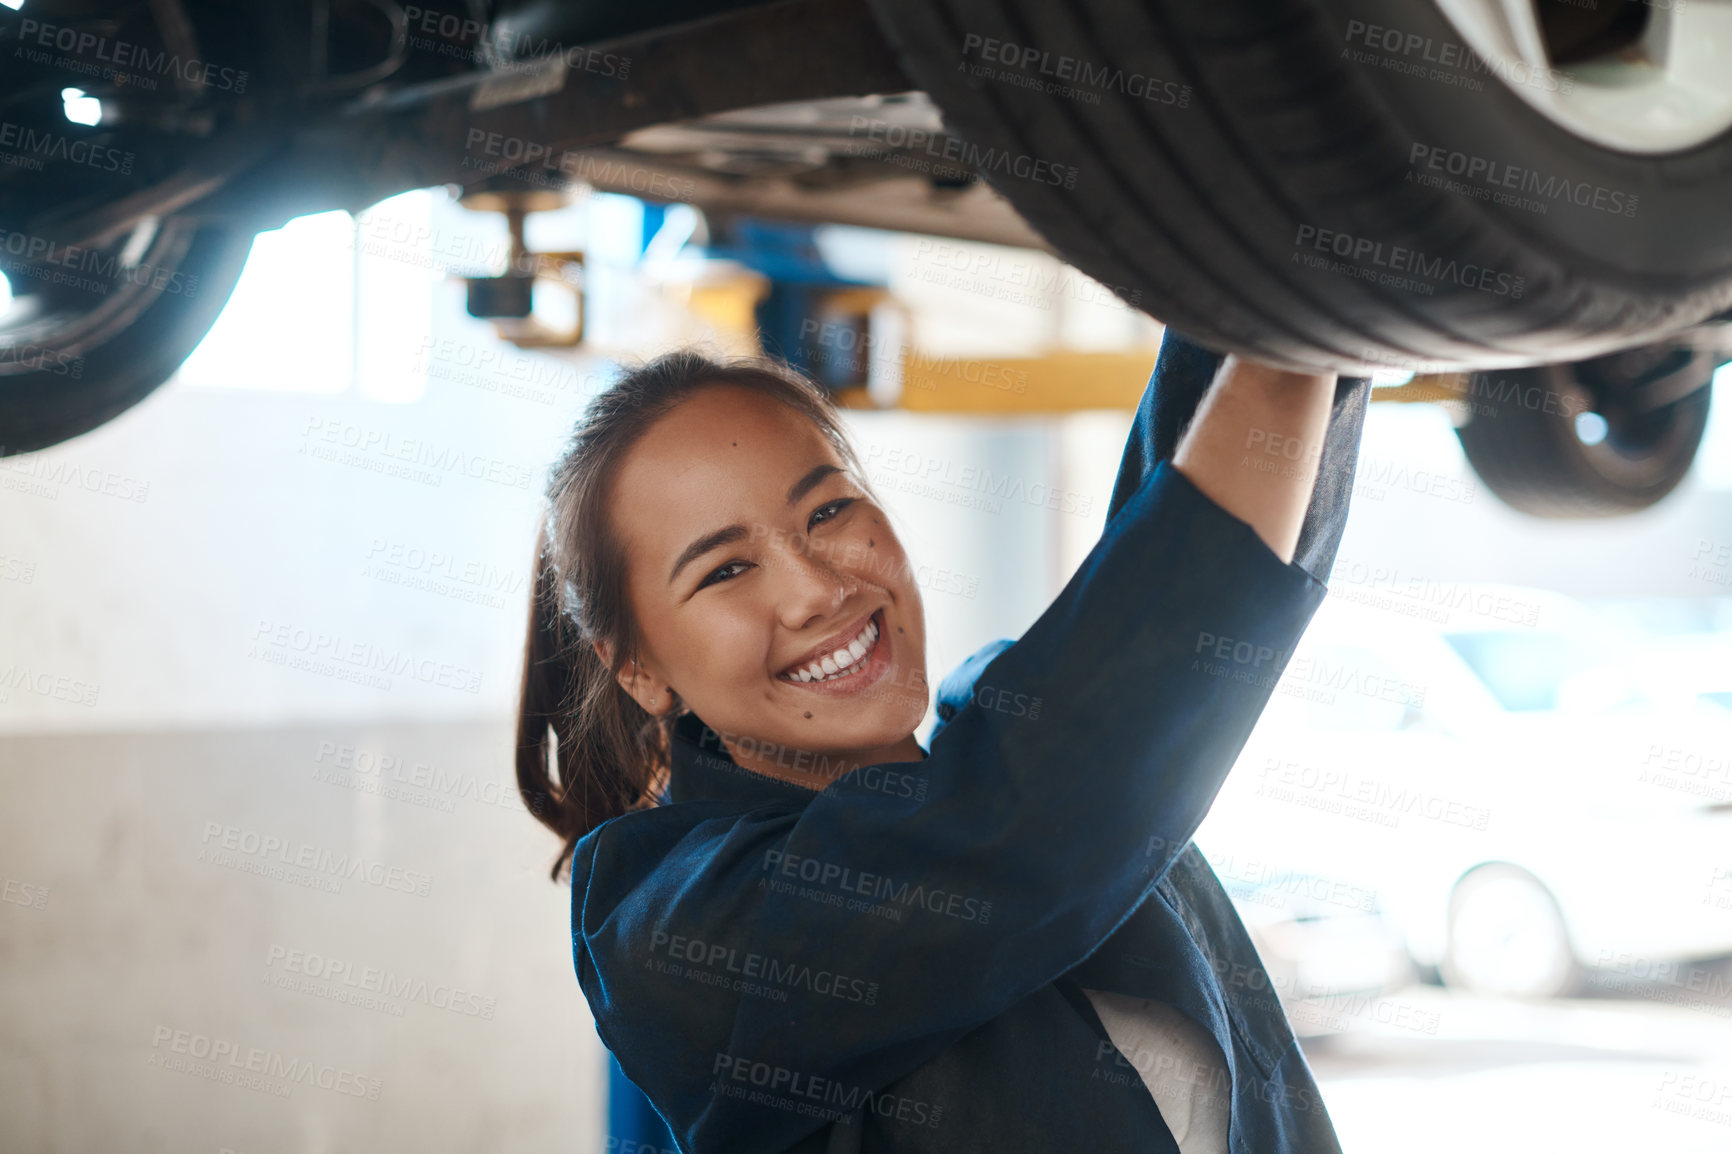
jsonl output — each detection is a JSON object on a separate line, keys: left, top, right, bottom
{"left": 1454, "top": 341, "right": 1717, "bottom": 517}
{"left": 1, "top": 217, "right": 255, "bottom": 457}
{"left": 865, "top": 0, "right": 1732, "bottom": 373}
{"left": 1442, "top": 863, "right": 1581, "bottom": 998}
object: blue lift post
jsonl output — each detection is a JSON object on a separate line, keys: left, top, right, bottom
{"left": 644, "top": 203, "right": 885, "bottom": 386}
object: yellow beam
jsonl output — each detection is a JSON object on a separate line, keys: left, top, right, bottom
{"left": 1371, "top": 372, "right": 1471, "bottom": 404}
{"left": 899, "top": 349, "right": 1161, "bottom": 413}
{"left": 863, "top": 350, "right": 1473, "bottom": 415}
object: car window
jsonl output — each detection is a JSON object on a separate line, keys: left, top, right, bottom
{"left": 1442, "top": 630, "right": 1612, "bottom": 712}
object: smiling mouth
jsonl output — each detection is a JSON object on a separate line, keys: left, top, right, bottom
{"left": 779, "top": 610, "right": 883, "bottom": 684}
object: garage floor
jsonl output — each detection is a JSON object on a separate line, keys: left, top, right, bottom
{"left": 1308, "top": 982, "right": 1732, "bottom": 1151}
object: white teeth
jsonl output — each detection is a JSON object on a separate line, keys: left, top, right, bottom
{"left": 786, "top": 617, "right": 880, "bottom": 683}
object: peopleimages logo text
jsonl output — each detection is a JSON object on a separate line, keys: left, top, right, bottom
{"left": 760, "top": 850, "right": 992, "bottom": 923}
{"left": 846, "top": 116, "right": 1078, "bottom": 189}
{"left": 1293, "top": 224, "right": 1525, "bottom": 298}
{"left": 960, "top": 33, "right": 1191, "bottom": 107}
{"left": 15, "top": 18, "right": 248, "bottom": 91}
{"left": 1409, "top": 143, "right": 1639, "bottom": 217}
{"left": 0, "top": 121, "right": 133, "bottom": 174}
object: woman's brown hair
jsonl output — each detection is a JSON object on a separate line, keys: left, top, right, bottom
{"left": 516, "top": 349, "right": 876, "bottom": 881}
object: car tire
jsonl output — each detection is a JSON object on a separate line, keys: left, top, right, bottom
{"left": 1442, "top": 863, "right": 1581, "bottom": 999}
{"left": 1455, "top": 344, "right": 1716, "bottom": 517}
{"left": 1, "top": 218, "right": 255, "bottom": 456}
{"left": 864, "top": 0, "right": 1732, "bottom": 373}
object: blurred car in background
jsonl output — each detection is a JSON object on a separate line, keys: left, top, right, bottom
{"left": 1209, "top": 859, "right": 1418, "bottom": 1037}
{"left": 1630, "top": 628, "right": 1732, "bottom": 765}
{"left": 1199, "top": 584, "right": 1732, "bottom": 999}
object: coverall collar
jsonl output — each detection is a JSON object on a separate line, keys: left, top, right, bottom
{"left": 667, "top": 710, "right": 825, "bottom": 808}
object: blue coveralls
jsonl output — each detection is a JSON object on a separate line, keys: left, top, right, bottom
{"left": 576, "top": 329, "right": 1372, "bottom": 1153}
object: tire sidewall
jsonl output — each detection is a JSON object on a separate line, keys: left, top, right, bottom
{"left": 1316, "top": 0, "right": 1732, "bottom": 286}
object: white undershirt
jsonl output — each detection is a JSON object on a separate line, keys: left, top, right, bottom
{"left": 1082, "top": 988, "right": 1232, "bottom": 1154}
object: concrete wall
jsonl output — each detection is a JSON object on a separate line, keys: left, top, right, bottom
{"left": 0, "top": 720, "right": 595, "bottom": 1154}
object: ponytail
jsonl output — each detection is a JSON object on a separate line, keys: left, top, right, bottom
{"left": 516, "top": 519, "right": 673, "bottom": 882}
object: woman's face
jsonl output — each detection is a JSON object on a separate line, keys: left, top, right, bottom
{"left": 603, "top": 384, "right": 930, "bottom": 781}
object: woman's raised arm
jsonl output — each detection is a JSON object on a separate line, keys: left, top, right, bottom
{"left": 1172, "top": 356, "right": 1339, "bottom": 566}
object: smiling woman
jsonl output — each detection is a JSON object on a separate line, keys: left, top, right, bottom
{"left": 515, "top": 335, "right": 1365, "bottom": 1154}
{"left": 515, "top": 351, "right": 927, "bottom": 859}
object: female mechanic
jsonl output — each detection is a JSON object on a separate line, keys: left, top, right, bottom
{"left": 517, "top": 327, "right": 1370, "bottom": 1153}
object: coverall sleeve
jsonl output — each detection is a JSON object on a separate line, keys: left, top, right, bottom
{"left": 572, "top": 330, "right": 1371, "bottom": 1153}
